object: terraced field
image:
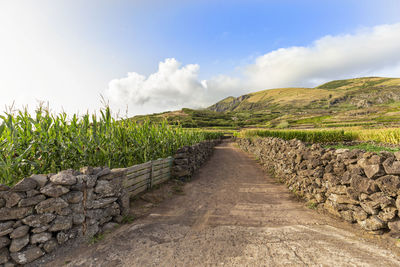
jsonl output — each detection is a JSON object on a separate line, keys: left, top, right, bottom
{"left": 134, "top": 77, "right": 400, "bottom": 129}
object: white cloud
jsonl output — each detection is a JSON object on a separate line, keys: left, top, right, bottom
{"left": 245, "top": 23, "right": 400, "bottom": 89}
{"left": 106, "top": 58, "right": 209, "bottom": 114}
{"left": 107, "top": 23, "right": 400, "bottom": 114}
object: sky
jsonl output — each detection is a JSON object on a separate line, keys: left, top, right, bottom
{"left": 1, "top": 0, "right": 400, "bottom": 116}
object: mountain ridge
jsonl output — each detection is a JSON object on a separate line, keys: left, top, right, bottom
{"left": 133, "top": 77, "right": 400, "bottom": 129}
{"left": 207, "top": 77, "right": 400, "bottom": 113}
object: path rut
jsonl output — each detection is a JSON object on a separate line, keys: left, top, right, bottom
{"left": 39, "top": 141, "right": 400, "bottom": 266}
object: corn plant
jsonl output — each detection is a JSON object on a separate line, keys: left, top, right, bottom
{"left": 0, "top": 107, "right": 222, "bottom": 186}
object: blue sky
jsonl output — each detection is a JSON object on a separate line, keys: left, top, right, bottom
{"left": 1, "top": 0, "right": 400, "bottom": 115}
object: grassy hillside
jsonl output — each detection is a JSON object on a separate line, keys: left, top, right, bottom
{"left": 133, "top": 77, "right": 400, "bottom": 129}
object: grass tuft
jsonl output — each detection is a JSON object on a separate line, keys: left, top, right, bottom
{"left": 306, "top": 202, "right": 318, "bottom": 210}
{"left": 89, "top": 233, "right": 105, "bottom": 245}
{"left": 121, "top": 215, "right": 135, "bottom": 224}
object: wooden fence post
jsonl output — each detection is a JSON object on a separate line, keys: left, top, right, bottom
{"left": 149, "top": 160, "right": 154, "bottom": 189}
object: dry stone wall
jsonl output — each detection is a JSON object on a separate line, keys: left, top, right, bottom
{"left": 0, "top": 167, "right": 123, "bottom": 265}
{"left": 172, "top": 139, "right": 221, "bottom": 180}
{"left": 0, "top": 139, "right": 221, "bottom": 266}
{"left": 238, "top": 137, "right": 400, "bottom": 236}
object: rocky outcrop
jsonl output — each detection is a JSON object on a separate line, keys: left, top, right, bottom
{"left": 237, "top": 137, "right": 400, "bottom": 236}
{"left": 207, "top": 95, "right": 250, "bottom": 112}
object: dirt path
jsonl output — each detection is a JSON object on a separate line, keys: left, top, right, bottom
{"left": 39, "top": 141, "right": 400, "bottom": 266}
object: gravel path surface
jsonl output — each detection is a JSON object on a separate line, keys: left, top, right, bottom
{"left": 38, "top": 141, "right": 400, "bottom": 266}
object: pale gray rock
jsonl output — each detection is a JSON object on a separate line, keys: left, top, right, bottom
{"left": 10, "top": 225, "right": 29, "bottom": 239}
{"left": 9, "top": 234, "right": 29, "bottom": 252}
{"left": 18, "top": 194, "right": 46, "bottom": 207}
{"left": 378, "top": 206, "right": 397, "bottom": 222}
{"left": 0, "top": 228, "right": 13, "bottom": 237}
{"left": 358, "top": 215, "right": 386, "bottom": 231}
{"left": 0, "top": 207, "right": 33, "bottom": 221}
{"left": 30, "top": 174, "right": 48, "bottom": 187}
{"left": 0, "top": 221, "right": 14, "bottom": 236}
{"left": 31, "top": 225, "right": 50, "bottom": 234}
{"left": 62, "top": 191, "right": 83, "bottom": 204}
{"left": 35, "top": 198, "right": 68, "bottom": 214}
{"left": 94, "top": 180, "right": 119, "bottom": 197}
{"left": 49, "top": 216, "right": 72, "bottom": 232}
{"left": 40, "top": 184, "right": 69, "bottom": 198}
{"left": 88, "top": 197, "right": 117, "bottom": 209}
{"left": 30, "top": 232, "right": 52, "bottom": 244}
{"left": 12, "top": 178, "right": 37, "bottom": 192}
{"left": 26, "top": 189, "right": 40, "bottom": 198}
{"left": 3, "top": 192, "right": 23, "bottom": 208}
{"left": 10, "top": 246, "right": 44, "bottom": 264}
{"left": 22, "top": 214, "right": 56, "bottom": 227}
{"left": 50, "top": 170, "right": 77, "bottom": 185}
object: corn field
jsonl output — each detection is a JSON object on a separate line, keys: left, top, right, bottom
{"left": 237, "top": 127, "right": 400, "bottom": 145}
{"left": 237, "top": 129, "right": 356, "bottom": 143}
{"left": 0, "top": 107, "right": 222, "bottom": 186}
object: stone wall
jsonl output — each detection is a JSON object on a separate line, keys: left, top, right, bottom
{"left": 0, "top": 139, "right": 221, "bottom": 265}
{"left": 173, "top": 139, "right": 221, "bottom": 180}
{"left": 0, "top": 167, "right": 123, "bottom": 265}
{"left": 238, "top": 137, "right": 400, "bottom": 236}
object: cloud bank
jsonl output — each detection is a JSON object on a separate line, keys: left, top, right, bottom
{"left": 107, "top": 59, "right": 208, "bottom": 111}
{"left": 107, "top": 23, "right": 400, "bottom": 114}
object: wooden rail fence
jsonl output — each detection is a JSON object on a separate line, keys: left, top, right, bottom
{"left": 122, "top": 157, "right": 173, "bottom": 198}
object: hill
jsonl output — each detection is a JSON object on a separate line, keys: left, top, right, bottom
{"left": 133, "top": 77, "right": 400, "bottom": 129}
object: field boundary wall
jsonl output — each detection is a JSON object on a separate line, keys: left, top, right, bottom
{"left": 238, "top": 137, "right": 400, "bottom": 237}
{"left": 0, "top": 139, "right": 220, "bottom": 265}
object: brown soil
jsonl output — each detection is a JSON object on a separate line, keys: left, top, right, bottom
{"left": 33, "top": 141, "right": 400, "bottom": 266}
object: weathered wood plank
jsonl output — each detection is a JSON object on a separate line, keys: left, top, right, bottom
{"left": 123, "top": 173, "right": 150, "bottom": 188}
{"left": 125, "top": 179, "right": 149, "bottom": 193}
{"left": 126, "top": 167, "right": 151, "bottom": 178}
{"left": 153, "top": 171, "right": 169, "bottom": 180}
{"left": 133, "top": 179, "right": 149, "bottom": 191}
{"left": 152, "top": 172, "right": 170, "bottom": 182}
{"left": 126, "top": 161, "right": 152, "bottom": 172}
{"left": 152, "top": 175, "right": 170, "bottom": 186}
{"left": 128, "top": 184, "right": 147, "bottom": 198}
{"left": 124, "top": 156, "right": 173, "bottom": 194}
{"left": 152, "top": 164, "right": 170, "bottom": 172}
{"left": 152, "top": 167, "right": 170, "bottom": 177}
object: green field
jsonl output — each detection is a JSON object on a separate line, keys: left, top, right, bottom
{"left": 135, "top": 77, "right": 400, "bottom": 130}
{"left": 237, "top": 129, "right": 355, "bottom": 143}
{"left": 236, "top": 128, "right": 400, "bottom": 151}
{"left": 0, "top": 107, "right": 222, "bottom": 186}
